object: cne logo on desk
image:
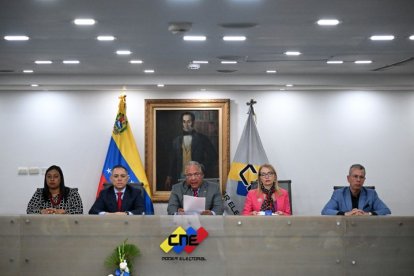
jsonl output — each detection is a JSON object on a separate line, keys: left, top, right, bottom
{"left": 160, "top": 226, "right": 208, "bottom": 254}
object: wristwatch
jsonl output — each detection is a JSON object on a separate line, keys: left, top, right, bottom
{"left": 368, "top": 212, "right": 372, "bottom": 216}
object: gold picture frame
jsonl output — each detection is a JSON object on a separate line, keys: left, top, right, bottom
{"left": 145, "top": 99, "right": 230, "bottom": 202}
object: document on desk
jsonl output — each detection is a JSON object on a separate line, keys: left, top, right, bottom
{"left": 183, "top": 195, "right": 205, "bottom": 214}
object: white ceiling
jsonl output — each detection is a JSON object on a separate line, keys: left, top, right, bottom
{"left": 1, "top": 0, "right": 414, "bottom": 92}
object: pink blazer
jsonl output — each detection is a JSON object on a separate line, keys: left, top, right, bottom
{"left": 242, "top": 188, "right": 291, "bottom": 216}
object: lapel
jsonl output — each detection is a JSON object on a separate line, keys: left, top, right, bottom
{"left": 343, "top": 187, "right": 353, "bottom": 211}
{"left": 198, "top": 181, "right": 208, "bottom": 198}
{"left": 357, "top": 187, "right": 367, "bottom": 210}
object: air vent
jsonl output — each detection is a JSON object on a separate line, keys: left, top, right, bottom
{"left": 372, "top": 57, "right": 414, "bottom": 71}
{"left": 219, "top": 23, "right": 258, "bottom": 29}
{"left": 0, "top": 69, "right": 14, "bottom": 73}
{"left": 217, "top": 69, "right": 237, "bottom": 73}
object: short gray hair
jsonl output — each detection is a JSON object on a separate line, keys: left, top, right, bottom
{"left": 185, "top": 161, "right": 205, "bottom": 174}
{"left": 349, "top": 164, "right": 366, "bottom": 175}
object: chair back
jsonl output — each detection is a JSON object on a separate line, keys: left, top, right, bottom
{"left": 333, "top": 185, "right": 375, "bottom": 190}
{"left": 249, "top": 180, "right": 293, "bottom": 214}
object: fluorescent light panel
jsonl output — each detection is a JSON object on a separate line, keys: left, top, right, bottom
{"left": 97, "top": 36, "right": 115, "bottom": 41}
{"left": 354, "top": 60, "right": 372, "bottom": 64}
{"left": 221, "top": 61, "right": 237, "bottom": 64}
{"left": 183, "top": 36, "right": 206, "bottom": 41}
{"left": 63, "top": 60, "right": 80, "bottom": 64}
{"left": 410, "top": 35, "right": 414, "bottom": 40}
{"left": 317, "top": 19, "right": 340, "bottom": 26}
{"left": 35, "top": 60, "right": 52, "bottom": 64}
{"left": 266, "top": 70, "right": 277, "bottom": 73}
{"left": 370, "top": 35, "right": 394, "bottom": 41}
{"left": 116, "top": 50, "right": 131, "bottom": 55}
{"left": 23, "top": 70, "right": 34, "bottom": 73}
{"left": 285, "top": 51, "right": 301, "bottom": 56}
{"left": 144, "top": 69, "right": 154, "bottom": 73}
{"left": 157, "top": 84, "right": 165, "bottom": 87}
{"left": 74, "top": 18, "right": 96, "bottom": 25}
{"left": 192, "top": 60, "right": 209, "bottom": 64}
{"left": 130, "top": 60, "right": 143, "bottom": 64}
{"left": 327, "top": 60, "right": 343, "bottom": 64}
{"left": 223, "top": 36, "right": 246, "bottom": 41}
{"left": 31, "top": 84, "right": 39, "bottom": 87}
{"left": 4, "top": 35, "right": 29, "bottom": 41}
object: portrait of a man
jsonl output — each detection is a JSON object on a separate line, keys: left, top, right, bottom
{"left": 156, "top": 110, "right": 218, "bottom": 191}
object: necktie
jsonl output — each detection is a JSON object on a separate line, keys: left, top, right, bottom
{"left": 117, "top": 192, "right": 123, "bottom": 211}
{"left": 193, "top": 189, "right": 198, "bottom": 197}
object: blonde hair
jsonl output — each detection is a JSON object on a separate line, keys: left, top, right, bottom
{"left": 256, "top": 163, "right": 282, "bottom": 198}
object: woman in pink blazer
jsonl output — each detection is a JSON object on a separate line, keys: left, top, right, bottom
{"left": 242, "top": 164, "right": 291, "bottom": 216}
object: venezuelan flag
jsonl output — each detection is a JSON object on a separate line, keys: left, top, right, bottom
{"left": 96, "top": 95, "right": 154, "bottom": 214}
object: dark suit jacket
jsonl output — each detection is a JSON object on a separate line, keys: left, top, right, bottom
{"left": 168, "top": 131, "right": 218, "bottom": 182}
{"left": 167, "top": 180, "right": 223, "bottom": 215}
{"left": 89, "top": 185, "right": 145, "bottom": 215}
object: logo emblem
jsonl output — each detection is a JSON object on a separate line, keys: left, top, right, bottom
{"left": 160, "top": 226, "right": 208, "bottom": 254}
{"left": 113, "top": 112, "right": 128, "bottom": 134}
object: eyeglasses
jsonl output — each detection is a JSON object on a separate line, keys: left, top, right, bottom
{"left": 185, "top": 172, "right": 203, "bottom": 178}
{"left": 350, "top": 175, "right": 365, "bottom": 180}
{"left": 259, "top": 172, "right": 275, "bottom": 178}
{"left": 113, "top": 174, "right": 128, "bottom": 178}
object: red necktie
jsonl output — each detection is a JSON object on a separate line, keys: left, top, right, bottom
{"left": 117, "top": 192, "right": 123, "bottom": 211}
{"left": 193, "top": 189, "right": 198, "bottom": 197}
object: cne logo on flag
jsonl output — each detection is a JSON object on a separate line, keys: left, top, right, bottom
{"left": 160, "top": 226, "right": 208, "bottom": 254}
{"left": 113, "top": 112, "right": 128, "bottom": 134}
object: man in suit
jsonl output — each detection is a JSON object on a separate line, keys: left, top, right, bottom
{"left": 321, "top": 164, "right": 391, "bottom": 216}
{"left": 89, "top": 165, "right": 144, "bottom": 215}
{"left": 167, "top": 161, "right": 223, "bottom": 215}
{"left": 164, "top": 111, "right": 218, "bottom": 190}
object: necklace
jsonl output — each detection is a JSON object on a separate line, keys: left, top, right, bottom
{"left": 49, "top": 194, "right": 63, "bottom": 207}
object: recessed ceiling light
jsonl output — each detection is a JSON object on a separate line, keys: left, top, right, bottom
{"left": 286, "top": 84, "right": 293, "bottom": 87}
{"left": 35, "top": 60, "right": 52, "bottom": 64}
{"left": 370, "top": 35, "right": 394, "bottom": 41}
{"left": 183, "top": 36, "right": 206, "bottom": 41}
{"left": 221, "top": 61, "right": 237, "bottom": 64}
{"left": 410, "top": 35, "right": 414, "bottom": 40}
{"left": 266, "top": 70, "right": 277, "bottom": 74}
{"left": 223, "top": 36, "right": 246, "bottom": 41}
{"left": 31, "top": 84, "right": 39, "bottom": 87}
{"left": 157, "top": 84, "right": 165, "bottom": 87}
{"left": 116, "top": 50, "right": 132, "bottom": 55}
{"left": 4, "top": 35, "right": 29, "bottom": 41}
{"left": 62, "top": 60, "right": 80, "bottom": 64}
{"left": 144, "top": 69, "right": 155, "bottom": 73}
{"left": 130, "top": 60, "right": 143, "bottom": 64}
{"left": 97, "top": 35, "right": 115, "bottom": 41}
{"left": 23, "top": 70, "right": 34, "bottom": 73}
{"left": 74, "top": 18, "right": 96, "bottom": 26}
{"left": 354, "top": 60, "right": 372, "bottom": 64}
{"left": 285, "top": 51, "right": 301, "bottom": 56}
{"left": 192, "top": 60, "right": 209, "bottom": 64}
{"left": 327, "top": 60, "right": 343, "bottom": 64}
{"left": 316, "top": 19, "right": 340, "bottom": 26}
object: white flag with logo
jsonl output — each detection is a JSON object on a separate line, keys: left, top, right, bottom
{"left": 224, "top": 104, "right": 269, "bottom": 215}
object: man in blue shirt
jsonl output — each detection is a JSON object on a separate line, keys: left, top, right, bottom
{"left": 321, "top": 164, "right": 391, "bottom": 216}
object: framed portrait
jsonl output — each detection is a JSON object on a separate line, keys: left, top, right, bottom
{"left": 145, "top": 99, "right": 230, "bottom": 202}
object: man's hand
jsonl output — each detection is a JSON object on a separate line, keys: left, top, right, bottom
{"left": 200, "top": 210, "right": 213, "bottom": 215}
{"left": 345, "top": 208, "right": 365, "bottom": 216}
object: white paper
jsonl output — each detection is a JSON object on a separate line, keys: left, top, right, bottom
{"left": 183, "top": 195, "right": 205, "bottom": 214}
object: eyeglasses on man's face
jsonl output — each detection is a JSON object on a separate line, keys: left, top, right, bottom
{"left": 350, "top": 175, "right": 365, "bottom": 180}
{"left": 259, "top": 172, "right": 275, "bottom": 178}
{"left": 185, "top": 172, "right": 203, "bottom": 178}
